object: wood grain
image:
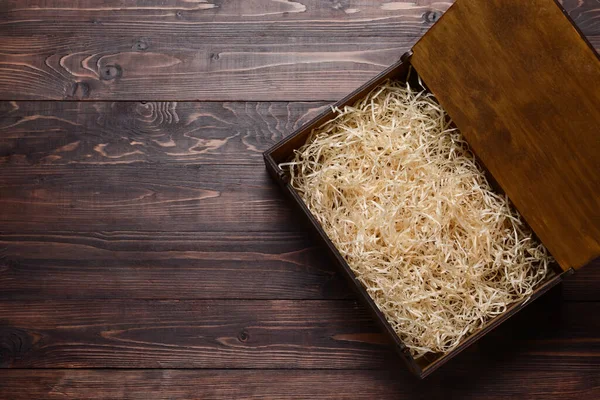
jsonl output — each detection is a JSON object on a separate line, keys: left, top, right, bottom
{"left": 0, "top": 101, "right": 327, "bottom": 165}
{"left": 0, "top": 299, "right": 396, "bottom": 369}
{"left": 0, "top": 231, "right": 351, "bottom": 300}
{"left": 0, "top": 164, "right": 301, "bottom": 232}
{"left": 0, "top": 101, "right": 597, "bottom": 301}
{"left": 1, "top": 0, "right": 599, "bottom": 394}
{"left": 0, "top": 0, "right": 597, "bottom": 100}
{"left": 0, "top": 368, "right": 598, "bottom": 400}
{"left": 0, "top": 295, "right": 598, "bottom": 369}
{"left": 1, "top": 0, "right": 452, "bottom": 20}
{"left": 562, "top": 258, "right": 600, "bottom": 301}
{"left": 412, "top": 0, "right": 600, "bottom": 270}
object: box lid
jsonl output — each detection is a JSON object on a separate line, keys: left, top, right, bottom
{"left": 411, "top": 0, "right": 600, "bottom": 271}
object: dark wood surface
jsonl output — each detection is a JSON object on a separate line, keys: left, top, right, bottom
{"left": 2, "top": 368, "right": 597, "bottom": 400}
{"left": 0, "top": 0, "right": 599, "bottom": 398}
{"left": 0, "top": 0, "right": 598, "bottom": 101}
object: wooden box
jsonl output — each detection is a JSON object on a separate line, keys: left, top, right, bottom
{"left": 263, "top": 0, "right": 600, "bottom": 378}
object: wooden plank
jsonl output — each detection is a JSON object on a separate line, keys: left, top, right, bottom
{"left": 0, "top": 231, "right": 351, "bottom": 300}
{"left": 0, "top": 297, "right": 598, "bottom": 369}
{"left": 411, "top": 0, "right": 600, "bottom": 270}
{"left": 1, "top": 0, "right": 451, "bottom": 21}
{"left": 0, "top": 299, "right": 397, "bottom": 369}
{"left": 0, "top": 101, "right": 327, "bottom": 165}
{"left": 562, "top": 258, "right": 600, "bottom": 301}
{"left": 0, "top": 0, "right": 597, "bottom": 100}
{"left": 0, "top": 368, "right": 598, "bottom": 400}
{"left": 0, "top": 164, "right": 301, "bottom": 232}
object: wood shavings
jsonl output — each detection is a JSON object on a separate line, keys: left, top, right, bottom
{"left": 280, "top": 80, "right": 552, "bottom": 358}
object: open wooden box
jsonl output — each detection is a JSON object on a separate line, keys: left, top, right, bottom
{"left": 263, "top": 0, "right": 600, "bottom": 378}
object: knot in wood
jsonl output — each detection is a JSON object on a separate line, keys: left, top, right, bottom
{"left": 238, "top": 329, "right": 249, "bottom": 343}
{"left": 133, "top": 39, "right": 149, "bottom": 52}
{"left": 0, "top": 328, "right": 34, "bottom": 367}
{"left": 100, "top": 65, "right": 122, "bottom": 81}
{"left": 423, "top": 10, "right": 441, "bottom": 23}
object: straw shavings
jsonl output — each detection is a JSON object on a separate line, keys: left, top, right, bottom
{"left": 280, "top": 80, "right": 552, "bottom": 358}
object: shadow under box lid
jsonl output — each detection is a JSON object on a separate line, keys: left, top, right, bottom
{"left": 410, "top": 0, "right": 600, "bottom": 272}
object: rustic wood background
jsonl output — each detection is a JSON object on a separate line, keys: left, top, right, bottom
{"left": 0, "top": 0, "right": 599, "bottom": 398}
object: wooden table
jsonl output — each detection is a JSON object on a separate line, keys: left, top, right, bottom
{"left": 0, "top": 1, "right": 598, "bottom": 398}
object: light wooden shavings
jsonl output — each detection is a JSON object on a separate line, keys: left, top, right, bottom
{"left": 280, "top": 80, "right": 552, "bottom": 358}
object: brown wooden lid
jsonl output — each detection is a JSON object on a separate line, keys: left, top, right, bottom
{"left": 411, "top": 0, "right": 600, "bottom": 271}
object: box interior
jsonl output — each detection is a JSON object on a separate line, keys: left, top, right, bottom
{"left": 265, "top": 59, "right": 565, "bottom": 377}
